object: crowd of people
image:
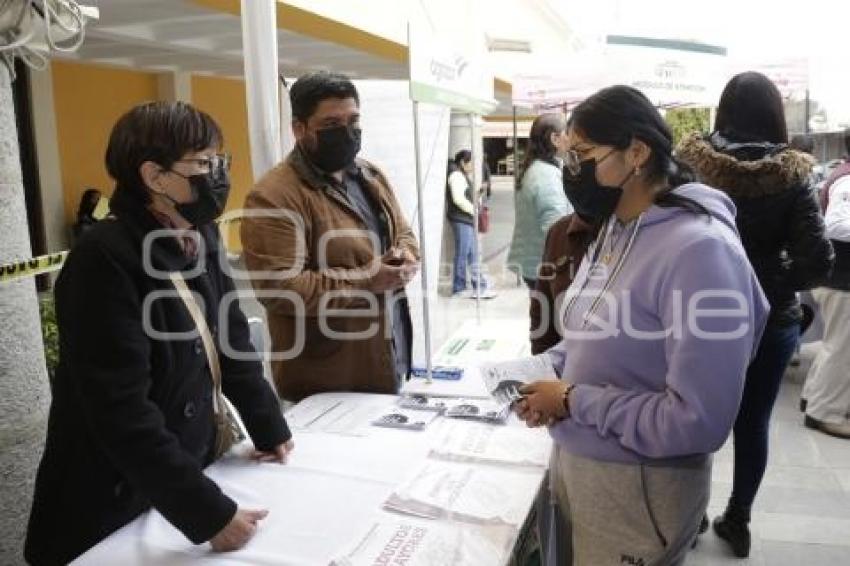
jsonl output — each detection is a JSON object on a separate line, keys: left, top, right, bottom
{"left": 25, "top": 69, "right": 850, "bottom": 566}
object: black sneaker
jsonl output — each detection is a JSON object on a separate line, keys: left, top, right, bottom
{"left": 713, "top": 513, "right": 751, "bottom": 558}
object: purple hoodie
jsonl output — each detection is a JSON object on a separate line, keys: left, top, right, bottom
{"left": 545, "top": 183, "right": 770, "bottom": 464}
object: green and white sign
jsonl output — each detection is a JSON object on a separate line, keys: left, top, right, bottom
{"left": 407, "top": 24, "right": 497, "bottom": 115}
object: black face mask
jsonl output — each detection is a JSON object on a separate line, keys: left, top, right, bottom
{"left": 304, "top": 125, "right": 362, "bottom": 173}
{"left": 563, "top": 158, "right": 633, "bottom": 225}
{"left": 169, "top": 167, "right": 231, "bottom": 227}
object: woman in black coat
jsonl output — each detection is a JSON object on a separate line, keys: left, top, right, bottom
{"left": 25, "top": 101, "right": 293, "bottom": 565}
{"left": 678, "top": 72, "right": 834, "bottom": 559}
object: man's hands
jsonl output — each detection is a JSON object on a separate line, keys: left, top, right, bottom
{"left": 210, "top": 508, "right": 268, "bottom": 552}
{"left": 514, "top": 380, "right": 570, "bottom": 427}
{"left": 365, "top": 248, "right": 420, "bottom": 293}
{"left": 250, "top": 439, "right": 295, "bottom": 464}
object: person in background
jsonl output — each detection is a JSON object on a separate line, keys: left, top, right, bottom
{"left": 818, "top": 129, "right": 850, "bottom": 210}
{"left": 72, "top": 188, "right": 102, "bottom": 240}
{"left": 790, "top": 134, "right": 823, "bottom": 188}
{"left": 801, "top": 128, "right": 850, "bottom": 439}
{"left": 529, "top": 212, "right": 592, "bottom": 354}
{"left": 482, "top": 151, "right": 493, "bottom": 199}
{"left": 26, "top": 102, "right": 293, "bottom": 565}
{"left": 446, "top": 149, "right": 494, "bottom": 298}
{"left": 678, "top": 71, "right": 834, "bottom": 558}
{"left": 241, "top": 72, "right": 420, "bottom": 403}
{"left": 515, "top": 85, "right": 769, "bottom": 566}
{"left": 508, "top": 113, "right": 572, "bottom": 289}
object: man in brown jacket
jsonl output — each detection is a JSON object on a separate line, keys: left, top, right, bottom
{"left": 240, "top": 72, "right": 420, "bottom": 402}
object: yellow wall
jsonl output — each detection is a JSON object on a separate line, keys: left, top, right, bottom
{"left": 190, "top": 75, "right": 253, "bottom": 252}
{"left": 52, "top": 60, "right": 159, "bottom": 224}
{"left": 50, "top": 62, "right": 254, "bottom": 251}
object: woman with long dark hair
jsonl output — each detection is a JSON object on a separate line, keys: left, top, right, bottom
{"left": 679, "top": 71, "right": 833, "bottom": 558}
{"left": 508, "top": 113, "right": 572, "bottom": 288}
{"left": 72, "top": 188, "right": 103, "bottom": 240}
{"left": 513, "top": 85, "right": 769, "bottom": 565}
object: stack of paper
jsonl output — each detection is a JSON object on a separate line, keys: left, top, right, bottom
{"left": 330, "top": 520, "right": 514, "bottom": 566}
{"left": 443, "top": 398, "right": 510, "bottom": 423}
{"left": 371, "top": 408, "right": 439, "bottom": 431}
{"left": 285, "top": 395, "right": 390, "bottom": 436}
{"left": 383, "top": 461, "right": 542, "bottom": 527}
{"left": 429, "top": 420, "right": 552, "bottom": 467}
{"left": 397, "top": 394, "right": 449, "bottom": 412}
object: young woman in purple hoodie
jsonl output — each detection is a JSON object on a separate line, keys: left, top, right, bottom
{"left": 514, "top": 86, "right": 770, "bottom": 566}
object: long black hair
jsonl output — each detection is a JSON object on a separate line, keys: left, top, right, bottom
{"left": 76, "top": 188, "right": 102, "bottom": 220}
{"left": 569, "top": 85, "right": 709, "bottom": 217}
{"left": 519, "top": 112, "right": 566, "bottom": 188}
{"left": 715, "top": 72, "right": 787, "bottom": 144}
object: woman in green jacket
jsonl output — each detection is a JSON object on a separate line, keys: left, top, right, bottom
{"left": 508, "top": 113, "right": 572, "bottom": 288}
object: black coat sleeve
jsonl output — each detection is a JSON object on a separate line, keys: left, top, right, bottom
{"left": 786, "top": 186, "right": 835, "bottom": 290}
{"left": 59, "top": 241, "right": 236, "bottom": 545}
{"left": 214, "top": 245, "right": 291, "bottom": 451}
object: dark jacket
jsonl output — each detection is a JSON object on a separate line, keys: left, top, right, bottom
{"left": 25, "top": 186, "right": 291, "bottom": 565}
{"left": 531, "top": 213, "right": 594, "bottom": 354}
{"left": 241, "top": 148, "right": 419, "bottom": 402}
{"left": 679, "top": 133, "right": 834, "bottom": 326}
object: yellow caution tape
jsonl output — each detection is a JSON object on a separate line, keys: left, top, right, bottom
{"left": 0, "top": 251, "right": 69, "bottom": 283}
{"left": 0, "top": 215, "right": 245, "bottom": 284}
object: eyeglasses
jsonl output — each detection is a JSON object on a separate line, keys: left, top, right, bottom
{"left": 563, "top": 147, "right": 615, "bottom": 177}
{"left": 175, "top": 152, "right": 232, "bottom": 174}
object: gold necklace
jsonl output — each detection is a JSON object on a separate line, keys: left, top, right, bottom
{"left": 600, "top": 218, "right": 628, "bottom": 265}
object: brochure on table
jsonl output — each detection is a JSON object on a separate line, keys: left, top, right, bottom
{"left": 430, "top": 420, "right": 551, "bottom": 468}
{"left": 383, "top": 460, "right": 542, "bottom": 527}
{"left": 331, "top": 519, "right": 515, "bottom": 566}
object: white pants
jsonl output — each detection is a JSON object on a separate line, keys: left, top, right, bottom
{"left": 803, "top": 287, "right": 850, "bottom": 423}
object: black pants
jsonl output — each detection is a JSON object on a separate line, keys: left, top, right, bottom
{"left": 729, "top": 321, "right": 800, "bottom": 511}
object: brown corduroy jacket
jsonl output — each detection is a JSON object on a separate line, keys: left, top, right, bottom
{"left": 530, "top": 213, "right": 594, "bottom": 354}
{"left": 241, "top": 148, "right": 419, "bottom": 402}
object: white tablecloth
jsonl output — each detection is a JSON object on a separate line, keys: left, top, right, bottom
{"left": 74, "top": 396, "right": 549, "bottom": 564}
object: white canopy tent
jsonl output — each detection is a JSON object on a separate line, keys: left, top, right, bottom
{"left": 512, "top": 35, "right": 729, "bottom": 111}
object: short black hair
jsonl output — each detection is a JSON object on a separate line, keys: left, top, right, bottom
{"left": 289, "top": 71, "right": 359, "bottom": 122}
{"left": 844, "top": 128, "right": 850, "bottom": 155}
{"left": 714, "top": 72, "right": 788, "bottom": 144}
{"left": 105, "top": 101, "right": 221, "bottom": 200}
{"left": 454, "top": 149, "right": 472, "bottom": 166}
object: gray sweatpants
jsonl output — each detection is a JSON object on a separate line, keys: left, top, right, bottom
{"left": 551, "top": 447, "right": 711, "bottom": 566}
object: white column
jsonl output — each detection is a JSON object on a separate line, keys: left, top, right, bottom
{"left": 448, "top": 110, "right": 483, "bottom": 183}
{"left": 240, "top": 0, "right": 282, "bottom": 180}
{"left": 0, "top": 64, "right": 51, "bottom": 564}
{"left": 28, "top": 62, "right": 68, "bottom": 253}
{"left": 157, "top": 71, "right": 192, "bottom": 102}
